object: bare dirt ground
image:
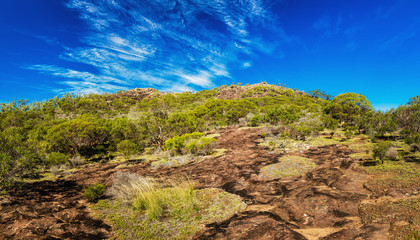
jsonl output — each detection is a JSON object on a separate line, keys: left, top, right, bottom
{"left": 0, "top": 127, "right": 401, "bottom": 239}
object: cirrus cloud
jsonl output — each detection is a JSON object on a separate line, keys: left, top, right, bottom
{"left": 26, "top": 0, "right": 288, "bottom": 94}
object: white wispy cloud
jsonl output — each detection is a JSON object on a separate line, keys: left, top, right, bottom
{"left": 241, "top": 61, "right": 252, "bottom": 69}
{"left": 24, "top": 64, "right": 130, "bottom": 94}
{"left": 26, "top": 0, "right": 288, "bottom": 94}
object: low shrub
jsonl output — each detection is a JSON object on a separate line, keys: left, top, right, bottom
{"left": 46, "top": 152, "right": 69, "bottom": 166}
{"left": 410, "top": 143, "right": 420, "bottom": 153}
{"left": 185, "top": 137, "right": 217, "bottom": 155}
{"left": 83, "top": 183, "right": 106, "bottom": 202}
{"left": 165, "top": 132, "right": 216, "bottom": 155}
{"left": 117, "top": 140, "right": 138, "bottom": 160}
{"left": 164, "top": 132, "right": 204, "bottom": 153}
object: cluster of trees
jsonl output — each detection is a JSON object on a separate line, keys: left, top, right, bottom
{"left": 0, "top": 84, "right": 419, "bottom": 190}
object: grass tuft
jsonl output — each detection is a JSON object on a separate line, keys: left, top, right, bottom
{"left": 106, "top": 172, "right": 157, "bottom": 204}
{"left": 92, "top": 172, "right": 246, "bottom": 239}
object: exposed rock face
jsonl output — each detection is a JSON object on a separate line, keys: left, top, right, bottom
{"left": 216, "top": 82, "right": 307, "bottom": 100}
{"left": 108, "top": 87, "right": 161, "bottom": 101}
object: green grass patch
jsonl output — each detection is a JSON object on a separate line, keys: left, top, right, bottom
{"left": 260, "top": 156, "right": 316, "bottom": 179}
{"left": 91, "top": 173, "right": 246, "bottom": 239}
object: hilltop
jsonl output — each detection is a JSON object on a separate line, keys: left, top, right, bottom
{"left": 0, "top": 83, "right": 419, "bottom": 239}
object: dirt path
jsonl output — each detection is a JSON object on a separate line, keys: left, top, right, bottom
{"left": 0, "top": 127, "right": 389, "bottom": 239}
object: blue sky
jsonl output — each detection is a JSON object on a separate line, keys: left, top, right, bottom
{"left": 1, "top": 0, "right": 420, "bottom": 110}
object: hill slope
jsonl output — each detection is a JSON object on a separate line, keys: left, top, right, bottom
{"left": 0, "top": 84, "right": 419, "bottom": 239}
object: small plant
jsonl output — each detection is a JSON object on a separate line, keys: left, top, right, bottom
{"left": 165, "top": 132, "right": 204, "bottom": 154}
{"left": 344, "top": 129, "right": 354, "bottom": 139}
{"left": 83, "top": 183, "right": 106, "bottom": 202}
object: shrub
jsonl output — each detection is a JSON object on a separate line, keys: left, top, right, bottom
{"left": 0, "top": 153, "right": 14, "bottom": 191}
{"left": 49, "top": 165, "right": 61, "bottom": 176}
{"left": 165, "top": 132, "right": 216, "bottom": 155}
{"left": 249, "top": 114, "right": 263, "bottom": 127}
{"left": 83, "top": 183, "right": 106, "bottom": 202}
{"left": 185, "top": 137, "right": 217, "bottom": 155}
{"left": 46, "top": 152, "right": 69, "bottom": 166}
{"left": 117, "top": 140, "right": 138, "bottom": 160}
{"left": 373, "top": 142, "right": 392, "bottom": 164}
{"left": 289, "top": 125, "right": 311, "bottom": 141}
{"left": 298, "top": 111, "right": 325, "bottom": 136}
{"left": 164, "top": 132, "right": 204, "bottom": 153}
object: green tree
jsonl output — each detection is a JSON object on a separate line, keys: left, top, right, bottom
{"left": 308, "top": 89, "right": 334, "bottom": 100}
{"left": 326, "top": 92, "right": 373, "bottom": 125}
{"left": 45, "top": 115, "right": 109, "bottom": 156}
{"left": 395, "top": 95, "right": 420, "bottom": 134}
